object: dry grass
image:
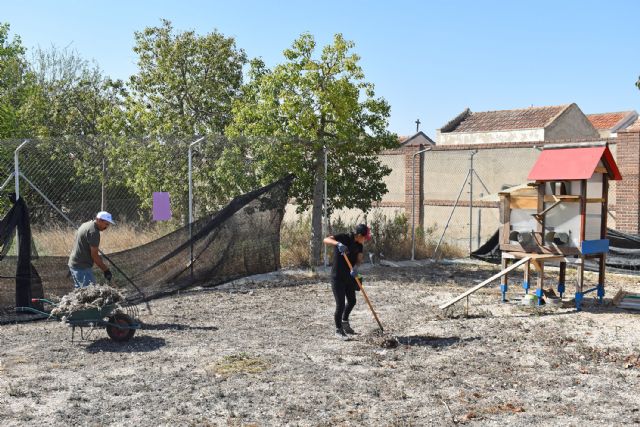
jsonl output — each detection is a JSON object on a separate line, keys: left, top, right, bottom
{"left": 26, "top": 222, "right": 177, "bottom": 256}
{"left": 206, "top": 353, "right": 270, "bottom": 376}
{"left": 17, "top": 215, "right": 465, "bottom": 264}
{"left": 279, "top": 213, "right": 467, "bottom": 268}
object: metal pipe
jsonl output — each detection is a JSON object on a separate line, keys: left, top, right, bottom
{"left": 469, "top": 150, "right": 477, "bottom": 256}
{"left": 411, "top": 146, "right": 433, "bottom": 260}
{"left": 323, "top": 146, "right": 328, "bottom": 267}
{"left": 14, "top": 139, "right": 29, "bottom": 200}
{"left": 0, "top": 172, "right": 15, "bottom": 192}
{"left": 19, "top": 172, "right": 75, "bottom": 225}
{"left": 188, "top": 136, "right": 206, "bottom": 281}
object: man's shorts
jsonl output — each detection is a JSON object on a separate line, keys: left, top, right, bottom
{"left": 69, "top": 267, "right": 96, "bottom": 288}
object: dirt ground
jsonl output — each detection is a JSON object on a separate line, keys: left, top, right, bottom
{"left": 1, "top": 260, "right": 640, "bottom": 426}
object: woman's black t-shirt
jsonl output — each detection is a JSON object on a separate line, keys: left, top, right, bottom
{"left": 331, "top": 233, "right": 363, "bottom": 281}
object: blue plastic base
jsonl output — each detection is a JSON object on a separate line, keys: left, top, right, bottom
{"left": 557, "top": 282, "right": 565, "bottom": 298}
{"left": 575, "top": 292, "right": 584, "bottom": 311}
{"left": 597, "top": 283, "right": 605, "bottom": 303}
{"left": 500, "top": 284, "right": 508, "bottom": 302}
{"left": 522, "top": 280, "right": 529, "bottom": 294}
{"left": 535, "top": 288, "right": 544, "bottom": 306}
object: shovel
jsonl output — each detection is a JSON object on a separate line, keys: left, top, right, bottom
{"left": 342, "top": 253, "right": 384, "bottom": 332}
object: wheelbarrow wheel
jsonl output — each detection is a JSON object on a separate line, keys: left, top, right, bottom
{"left": 106, "top": 313, "right": 136, "bottom": 342}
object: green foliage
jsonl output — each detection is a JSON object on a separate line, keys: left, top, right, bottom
{"left": 127, "top": 19, "right": 247, "bottom": 136}
{"left": 115, "top": 20, "right": 248, "bottom": 222}
{"left": 0, "top": 22, "right": 33, "bottom": 138}
{"left": 227, "top": 33, "right": 396, "bottom": 264}
{"left": 228, "top": 33, "right": 396, "bottom": 211}
{"left": 637, "top": 75, "right": 640, "bottom": 91}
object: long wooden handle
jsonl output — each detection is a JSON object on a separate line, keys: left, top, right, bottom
{"left": 342, "top": 253, "right": 384, "bottom": 332}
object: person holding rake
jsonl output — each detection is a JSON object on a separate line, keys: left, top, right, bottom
{"left": 323, "top": 223, "right": 371, "bottom": 340}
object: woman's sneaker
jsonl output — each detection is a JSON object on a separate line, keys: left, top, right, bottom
{"left": 342, "top": 321, "right": 355, "bottom": 335}
{"left": 335, "top": 328, "right": 350, "bottom": 341}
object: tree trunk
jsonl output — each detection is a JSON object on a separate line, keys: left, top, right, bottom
{"left": 309, "top": 146, "right": 325, "bottom": 267}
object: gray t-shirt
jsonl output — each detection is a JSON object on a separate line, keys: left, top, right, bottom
{"left": 68, "top": 220, "right": 100, "bottom": 269}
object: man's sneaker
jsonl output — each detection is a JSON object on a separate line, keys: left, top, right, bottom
{"left": 335, "top": 328, "right": 350, "bottom": 341}
{"left": 342, "top": 321, "right": 356, "bottom": 335}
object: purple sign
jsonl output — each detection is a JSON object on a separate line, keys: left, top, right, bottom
{"left": 152, "top": 192, "right": 171, "bottom": 221}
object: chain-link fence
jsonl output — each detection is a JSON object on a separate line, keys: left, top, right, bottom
{"left": 423, "top": 147, "right": 541, "bottom": 254}
{"left": 281, "top": 145, "right": 546, "bottom": 260}
{"left": 0, "top": 137, "right": 598, "bottom": 264}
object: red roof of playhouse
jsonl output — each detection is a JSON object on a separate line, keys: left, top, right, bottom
{"left": 527, "top": 145, "right": 622, "bottom": 181}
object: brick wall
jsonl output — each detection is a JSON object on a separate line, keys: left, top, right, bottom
{"left": 404, "top": 145, "right": 427, "bottom": 228}
{"left": 616, "top": 129, "right": 640, "bottom": 234}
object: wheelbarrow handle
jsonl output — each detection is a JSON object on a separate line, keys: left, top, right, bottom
{"left": 31, "top": 298, "right": 56, "bottom": 306}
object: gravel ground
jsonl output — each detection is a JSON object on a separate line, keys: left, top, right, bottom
{"left": 1, "top": 260, "right": 640, "bottom": 426}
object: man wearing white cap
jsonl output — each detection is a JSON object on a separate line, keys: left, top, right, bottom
{"left": 68, "top": 211, "right": 115, "bottom": 288}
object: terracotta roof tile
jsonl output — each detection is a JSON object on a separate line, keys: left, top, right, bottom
{"left": 586, "top": 112, "right": 632, "bottom": 130}
{"left": 447, "top": 105, "right": 570, "bottom": 133}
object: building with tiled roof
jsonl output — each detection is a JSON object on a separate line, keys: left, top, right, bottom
{"left": 398, "top": 131, "right": 435, "bottom": 147}
{"left": 586, "top": 111, "right": 638, "bottom": 138}
{"left": 628, "top": 117, "right": 640, "bottom": 132}
{"left": 436, "top": 103, "right": 599, "bottom": 146}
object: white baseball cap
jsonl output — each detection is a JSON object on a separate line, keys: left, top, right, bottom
{"left": 96, "top": 211, "right": 116, "bottom": 225}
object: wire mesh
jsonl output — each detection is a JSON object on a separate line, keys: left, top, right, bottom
{"left": 422, "top": 147, "right": 541, "bottom": 253}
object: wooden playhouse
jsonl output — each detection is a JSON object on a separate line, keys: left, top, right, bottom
{"left": 440, "top": 141, "right": 623, "bottom": 312}
{"left": 497, "top": 142, "right": 622, "bottom": 309}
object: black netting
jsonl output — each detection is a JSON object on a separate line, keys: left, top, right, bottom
{"left": 0, "top": 175, "right": 293, "bottom": 322}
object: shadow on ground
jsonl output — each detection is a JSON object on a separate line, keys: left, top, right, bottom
{"left": 141, "top": 322, "right": 219, "bottom": 331}
{"left": 395, "top": 335, "right": 481, "bottom": 348}
{"left": 85, "top": 336, "right": 166, "bottom": 353}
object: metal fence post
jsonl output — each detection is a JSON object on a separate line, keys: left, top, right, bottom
{"left": 188, "top": 136, "right": 206, "bottom": 281}
{"left": 323, "top": 146, "right": 328, "bottom": 267}
{"left": 469, "top": 150, "right": 477, "bottom": 256}
{"left": 14, "top": 139, "right": 29, "bottom": 200}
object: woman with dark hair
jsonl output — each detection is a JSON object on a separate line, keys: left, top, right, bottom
{"left": 323, "top": 223, "right": 371, "bottom": 340}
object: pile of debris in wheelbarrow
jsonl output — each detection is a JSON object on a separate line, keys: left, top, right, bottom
{"left": 18, "top": 285, "right": 141, "bottom": 342}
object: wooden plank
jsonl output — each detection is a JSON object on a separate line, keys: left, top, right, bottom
{"left": 537, "top": 183, "right": 545, "bottom": 242}
{"left": 439, "top": 257, "right": 531, "bottom": 310}
{"left": 500, "top": 243, "right": 581, "bottom": 256}
{"left": 612, "top": 289, "right": 628, "bottom": 305}
{"left": 500, "top": 258, "right": 508, "bottom": 287}
{"left": 541, "top": 196, "right": 602, "bottom": 203}
{"left": 536, "top": 260, "right": 545, "bottom": 291}
{"left": 500, "top": 196, "right": 510, "bottom": 245}
{"left": 510, "top": 197, "right": 537, "bottom": 210}
{"left": 544, "top": 195, "right": 580, "bottom": 202}
{"left": 594, "top": 166, "right": 607, "bottom": 174}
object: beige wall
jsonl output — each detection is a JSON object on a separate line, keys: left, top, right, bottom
{"left": 437, "top": 128, "right": 545, "bottom": 146}
{"left": 283, "top": 143, "right": 621, "bottom": 252}
{"left": 423, "top": 148, "right": 540, "bottom": 200}
{"left": 545, "top": 104, "right": 600, "bottom": 140}
{"left": 379, "top": 153, "right": 405, "bottom": 203}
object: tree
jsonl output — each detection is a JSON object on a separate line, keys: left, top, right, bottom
{"left": 118, "top": 20, "right": 248, "bottom": 223}
{"left": 25, "top": 45, "right": 127, "bottom": 137}
{"left": 227, "top": 33, "right": 397, "bottom": 266}
{"left": 0, "top": 22, "right": 32, "bottom": 138}
{"left": 636, "top": 75, "right": 639, "bottom": 91}
{"left": 128, "top": 19, "right": 247, "bottom": 136}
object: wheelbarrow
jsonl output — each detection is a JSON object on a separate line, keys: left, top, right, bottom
{"left": 17, "top": 298, "right": 141, "bottom": 342}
